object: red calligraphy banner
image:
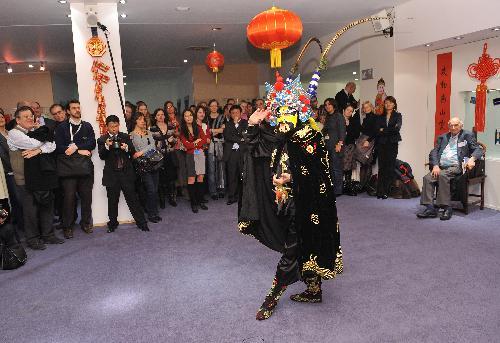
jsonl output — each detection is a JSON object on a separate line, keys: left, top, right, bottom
{"left": 435, "top": 52, "right": 452, "bottom": 141}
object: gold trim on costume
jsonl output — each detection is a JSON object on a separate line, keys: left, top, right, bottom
{"left": 302, "top": 255, "right": 337, "bottom": 279}
{"left": 310, "top": 214, "right": 319, "bottom": 225}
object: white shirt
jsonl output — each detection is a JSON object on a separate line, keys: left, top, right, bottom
{"left": 7, "top": 126, "right": 56, "bottom": 153}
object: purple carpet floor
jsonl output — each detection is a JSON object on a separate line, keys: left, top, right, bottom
{"left": 1, "top": 194, "right": 499, "bottom": 343}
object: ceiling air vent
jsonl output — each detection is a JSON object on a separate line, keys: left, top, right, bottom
{"left": 186, "top": 46, "right": 210, "bottom": 51}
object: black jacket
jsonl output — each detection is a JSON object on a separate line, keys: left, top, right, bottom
{"left": 55, "top": 120, "right": 96, "bottom": 154}
{"left": 429, "top": 130, "right": 483, "bottom": 172}
{"left": 24, "top": 126, "right": 58, "bottom": 191}
{"left": 98, "top": 132, "right": 137, "bottom": 187}
{"left": 375, "top": 111, "right": 402, "bottom": 144}
{"left": 335, "top": 89, "right": 356, "bottom": 112}
{"left": 361, "top": 112, "right": 378, "bottom": 141}
{"left": 223, "top": 119, "right": 248, "bottom": 162}
{"left": 323, "top": 112, "right": 346, "bottom": 152}
{"left": 345, "top": 111, "right": 362, "bottom": 145}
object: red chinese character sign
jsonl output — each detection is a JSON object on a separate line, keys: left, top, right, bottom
{"left": 435, "top": 52, "right": 452, "bottom": 141}
{"left": 86, "top": 32, "right": 110, "bottom": 135}
{"left": 467, "top": 43, "right": 500, "bottom": 132}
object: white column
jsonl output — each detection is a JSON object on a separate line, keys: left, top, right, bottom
{"left": 70, "top": 1, "right": 132, "bottom": 225}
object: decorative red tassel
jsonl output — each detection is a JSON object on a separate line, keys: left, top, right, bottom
{"left": 474, "top": 84, "right": 487, "bottom": 132}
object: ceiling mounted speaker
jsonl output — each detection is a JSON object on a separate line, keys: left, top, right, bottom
{"left": 87, "top": 13, "right": 98, "bottom": 28}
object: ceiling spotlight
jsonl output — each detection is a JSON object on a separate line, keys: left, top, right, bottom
{"left": 425, "top": 43, "right": 432, "bottom": 47}
{"left": 183, "top": 59, "right": 188, "bottom": 63}
{"left": 123, "top": 82, "right": 127, "bottom": 86}
{"left": 40, "top": 62, "right": 46, "bottom": 71}
{"left": 354, "top": 78, "right": 359, "bottom": 81}
{"left": 123, "top": 75, "right": 127, "bottom": 78}
{"left": 120, "top": 13, "right": 127, "bottom": 18}
{"left": 175, "top": 6, "right": 190, "bottom": 11}
{"left": 454, "top": 36, "right": 463, "bottom": 40}
{"left": 58, "top": 0, "right": 67, "bottom": 3}
{"left": 212, "top": 27, "right": 222, "bottom": 31}
{"left": 493, "top": 27, "right": 500, "bottom": 31}
{"left": 6, "top": 64, "right": 13, "bottom": 73}
{"left": 119, "top": 0, "right": 126, "bottom": 4}
{"left": 28, "top": 64, "right": 34, "bottom": 68}
{"left": 66, "top": 14, "right": 71, "bottom": 18}
{"left": 352, "top": 71, "right": 357, "bottom": 75}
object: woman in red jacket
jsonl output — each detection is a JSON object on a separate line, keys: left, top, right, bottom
{"left": 180, "top": 109, "right": 209, "bottom": 213}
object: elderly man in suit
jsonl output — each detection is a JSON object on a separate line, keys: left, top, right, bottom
{"left": 335, "top": 82, "right": 357, "bottom": 112}
{"left": 417, "top": 117, "right": 483, "bottom": 220}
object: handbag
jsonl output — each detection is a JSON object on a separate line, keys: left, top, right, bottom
{"left": 134, "top": 149, "right": 164, "bottom": 174}
{"left": 0, "top": 242, "right": 27, "bottom": 270}
{"left": 354, "top": 135, "right": 375, "bottom": 165}
{"left": 57, "top": 154, "right": 93, "bottom": 177}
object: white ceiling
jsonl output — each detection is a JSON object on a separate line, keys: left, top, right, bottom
{"left": 0, "top": 0, "right": 412, "bottom": 74}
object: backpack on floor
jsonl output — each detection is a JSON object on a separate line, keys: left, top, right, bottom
{"left": 0, "top": 224, "right": 27, "bottom": 270}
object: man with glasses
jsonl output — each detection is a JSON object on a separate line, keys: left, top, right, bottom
{"left": 49, "top": 104, "right": 67, "bottom": 124}
{"left": 417, "top": 117, "right": 483, "bottom": 220}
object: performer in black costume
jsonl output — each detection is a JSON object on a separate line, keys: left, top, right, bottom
{"left": 239, "top": 72, "right": 343, "bottom": 320}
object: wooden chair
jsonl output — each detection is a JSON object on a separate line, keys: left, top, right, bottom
{"left": 450, "top": 142, "right": 486, "bottom": 214}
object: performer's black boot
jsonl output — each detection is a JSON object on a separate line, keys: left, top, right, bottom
{"left": 168, "top": 181, "right": 177, "bottom": 207}
{"left": 256, "top": 277, "right": 287, "bottom": 320}
{"left": 187, "top": 184, "right": 198, "bottom": 213}
{"left": 290, "top": 275, "right": 322, "bottom": 303}
{"left": 196, "top": 181, "right": 208, "bottom": 210}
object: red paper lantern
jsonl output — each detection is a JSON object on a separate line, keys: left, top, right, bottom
{"left": 247, "top": 6, "right": 303, "bottom": 68}
{"left": 205, "top": 50, "right": 225, "bottom": 84}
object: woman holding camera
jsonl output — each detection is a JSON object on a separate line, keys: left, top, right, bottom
{"left": 179, "top": 109, "right": 209, "bottom": 213}
{"left": 130, "top": 113, "right": 162, "bottom": 223}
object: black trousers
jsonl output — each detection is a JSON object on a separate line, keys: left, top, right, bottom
{"left": 275, "top": 208, "right": 300, "bottom": 286}
{"left": 377, "top": 143, "right": 398, "bottom": 196}
{"left": 106, "top": 173, "right": 147, "bottom": 228}
{"left": 61, "top": 175, "right": 94, "bottom": 229}
{"left": 16, "top": 185, "right": 55, "bottom": 244}
{"left": 226, "top": 150, "right": 242, "bottom": 202}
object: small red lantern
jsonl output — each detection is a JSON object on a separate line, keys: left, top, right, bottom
{"left": 205, "top": 49, "right": 225, "bottom": 84}
{"left": 247, "top": 6, "right": 303, "bottom": 68}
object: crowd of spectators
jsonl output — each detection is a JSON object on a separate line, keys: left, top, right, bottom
{"left": 0, "top": 83, "right": 408, "bottom": 258}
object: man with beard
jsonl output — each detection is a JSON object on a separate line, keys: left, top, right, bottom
{"left": 239, "top": 73, "right": 343, "bottom": 320}
{"left": 54, "top": 99, "right": 96, "bottom": 239}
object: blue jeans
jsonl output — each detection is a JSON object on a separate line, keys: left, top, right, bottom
{"left": 142, "top": 170, "right": 159, "bottom": 218}
{"left": 207, "top": 153, "right": 225, "bottom": 196}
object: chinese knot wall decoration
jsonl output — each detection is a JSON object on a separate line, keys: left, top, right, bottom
{"left": 435, "top": 52, "right": 452, "bottom": 141}
{"left": 467, "top": 43, "right": 500, "bottom": 132}
{"left": 86, "top": 28, "right": 110, "bottom": 135}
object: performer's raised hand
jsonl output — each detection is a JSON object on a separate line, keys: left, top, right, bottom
{"left": 273, "top": 173, "right": 291, "bottom": 186}
{"left": 248, "top": 108, "right": 270, "bottom": 126}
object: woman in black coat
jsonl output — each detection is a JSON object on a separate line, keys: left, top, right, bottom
{"left": 375, "top": 96, "right": 402, "bottom": 199}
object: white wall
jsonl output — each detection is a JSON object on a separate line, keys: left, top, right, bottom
{"left": 359, "top": 24, "right": 395, "bottom": 103}
{"left": 395, "top": 0, "right": 500, "bottom": 50}
{"left": 394, "top": 50, "right": 429, "bottom": 187}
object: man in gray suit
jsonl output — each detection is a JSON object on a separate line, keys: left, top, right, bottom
{"left": 417, "top": 117, "right": 483, "bottom": 220}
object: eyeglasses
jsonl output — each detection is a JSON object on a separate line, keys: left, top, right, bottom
{"left": 449, "top": 124, "right": 461, "bottom": 128}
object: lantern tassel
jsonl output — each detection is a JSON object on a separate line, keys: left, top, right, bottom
{"left": 270, "top": 48, "right": 282, "bottom": 68}
{"left": 475, "top": 83, "right": 487, "bottom": 132}
{"left": 216, "top": 72, "right": 218, "bottom": 85}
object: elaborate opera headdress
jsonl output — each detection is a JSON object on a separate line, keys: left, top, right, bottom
{"left": 264, "top": 17, "right": 389, "bottom": 129}
{"left": 265, "top": 71, "right": 313, "bottom": 127}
